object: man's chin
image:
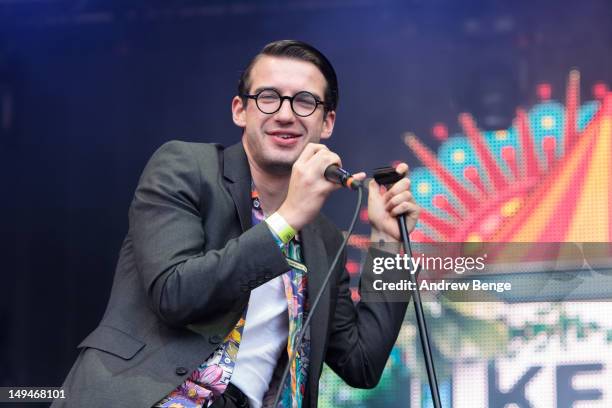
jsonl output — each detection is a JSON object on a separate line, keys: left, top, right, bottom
{"left": 262, "top": 160, "right": 294, "bottom": 176}
{"left": 257, "top": 151, "right": 298, "bottom": 175}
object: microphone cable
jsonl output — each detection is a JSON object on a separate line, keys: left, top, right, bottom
{"left": 272, "top": 184, "right": 364, "bottom": 408}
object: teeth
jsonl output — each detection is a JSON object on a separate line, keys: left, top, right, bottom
{"left": 270, "top": 133, "right": 298, "bottom": 139}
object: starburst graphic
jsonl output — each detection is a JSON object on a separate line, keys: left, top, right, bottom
{"left": 349, "top": 70, "right": 610, "bottom": 246}
{"left": 405, "top": 70, "right": 611, "bottom": 243}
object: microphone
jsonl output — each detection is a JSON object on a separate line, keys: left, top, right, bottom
{"left": 324, "top": 164, "right": 362, "bottom": 190}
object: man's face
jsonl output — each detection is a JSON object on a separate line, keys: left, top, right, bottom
{"left": 232, "top": 55, "right": 336, "bottom": 175}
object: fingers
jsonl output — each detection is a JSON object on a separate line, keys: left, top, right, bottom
{"left": 384, "top": 190, "right": 414, "bottom": 212}
{"left": 365, "top": 161, "right": 420, "bottom": 236}
{"left": 395, "top": 162, "right": 409, "bottom": 176}
{"left": 307, "top": 148, "right": 341, "bottom": 170}
{"left": 382, "top": 178, "right": 411, "bottom": 201}
{"left": 378, "top": 162, "right": 418, "bottom": 217}
{"left": 389, "top": 201, "right": 421, "bottom": 217}
{"left": 295, "top": 143, "right": 343, "bottom": 175}
{"left": 303, "top": 148, "right": 342, "bottom": 182}
{"left": 294, "top": 143, "right": 329, "bottom": 166}
{"left": 282, "top": 144, "right": 345, "bottom": 230}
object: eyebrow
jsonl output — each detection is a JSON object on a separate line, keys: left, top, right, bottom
{"left": 251, "top": 86, "right": 324, "bottom": 101}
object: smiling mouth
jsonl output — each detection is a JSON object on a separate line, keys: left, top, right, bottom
{"left": 268, "top": 132, "right": 301, "bottom": 139}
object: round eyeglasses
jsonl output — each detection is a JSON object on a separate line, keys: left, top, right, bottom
{"left": 242, "top": 89, "right": 326, "bottom": 117}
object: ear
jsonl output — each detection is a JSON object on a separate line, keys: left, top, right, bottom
{"left": 232, "top": 96, "right": 246, "bottom": 128}
{"left": 320, "top": 110, "right": 336, "bottom": 140}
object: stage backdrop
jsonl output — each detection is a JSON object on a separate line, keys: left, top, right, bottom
{"left": 320, "top": 71, "right": 612, "bottom": 407}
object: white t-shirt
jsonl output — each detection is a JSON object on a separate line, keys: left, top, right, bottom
{"left": 230, "top": 275, "right": 288, "bottom": 408}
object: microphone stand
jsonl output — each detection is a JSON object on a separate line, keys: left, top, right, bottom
{"left": 398, "top": 215, "right": 442, "bottom": 408}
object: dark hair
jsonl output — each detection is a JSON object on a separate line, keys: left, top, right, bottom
{"left": 238, "top": 40, "right": 339, "bottom": 112}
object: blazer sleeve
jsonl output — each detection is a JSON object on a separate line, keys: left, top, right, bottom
{"left": 130, "top": 141, "right": 290, "bottom": 327}
{"left": 324, "top": 246, "right": 410, "bottom": 389}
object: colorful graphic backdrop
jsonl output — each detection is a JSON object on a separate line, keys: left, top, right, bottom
{"left": 320, "top": 72, "right": 612, "bottom": 408}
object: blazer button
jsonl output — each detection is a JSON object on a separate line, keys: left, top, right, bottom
{"left": 175, "top": 367, "right": 188, "bottom": 376}
{"left": 209, "top": 334, "right": 223, "bottom": 344}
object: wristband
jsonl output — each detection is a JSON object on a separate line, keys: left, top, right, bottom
{"left": 265, "top": 212, "right": 297, "bottom": 244}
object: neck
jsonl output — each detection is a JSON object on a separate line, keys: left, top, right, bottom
{"left": 250, "top": 164, "right": 290, "bottom": 215}
{"left": 243, "top": 146, "right": 290, "bottom": 216}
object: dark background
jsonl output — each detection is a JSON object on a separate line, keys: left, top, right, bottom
{"left": 1, "top": 0, "right": 611, "bottom": 390}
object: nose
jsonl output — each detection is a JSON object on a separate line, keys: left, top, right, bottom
{"left": 274, "top": 98, "right": 296, "bottom": 123}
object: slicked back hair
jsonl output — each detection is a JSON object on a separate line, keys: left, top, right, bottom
{"left": 238, "top": 40, "right": 339, "bottom": 113}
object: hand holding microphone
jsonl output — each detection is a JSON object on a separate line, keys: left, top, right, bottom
{"left": 276, "top": 142, "right": 419, "bottom": 240}
{"left": 277, "top": 143, "right": 365, "bottom": 231}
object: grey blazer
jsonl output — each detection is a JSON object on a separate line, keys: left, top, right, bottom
{"left": 53, "top": 141, "right": 409, "bottom": 408}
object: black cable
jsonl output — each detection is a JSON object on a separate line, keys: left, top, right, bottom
{"left": 272, "top": 185, "right": 364, "bottom": 408}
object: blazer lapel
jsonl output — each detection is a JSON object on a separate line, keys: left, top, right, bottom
{"left": 300, "top": 221, "right": 331, "bottom": 379}
{"left": 223, "top": 142, "right": 252, "bottom": 232}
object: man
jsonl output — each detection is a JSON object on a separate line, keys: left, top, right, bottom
{"left": 54, "top": 40, "right": 419, "bottom": 408}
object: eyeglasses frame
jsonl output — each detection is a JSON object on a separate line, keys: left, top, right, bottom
{"left": 241, "top": 88, "right": 327, "bottom": 117}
